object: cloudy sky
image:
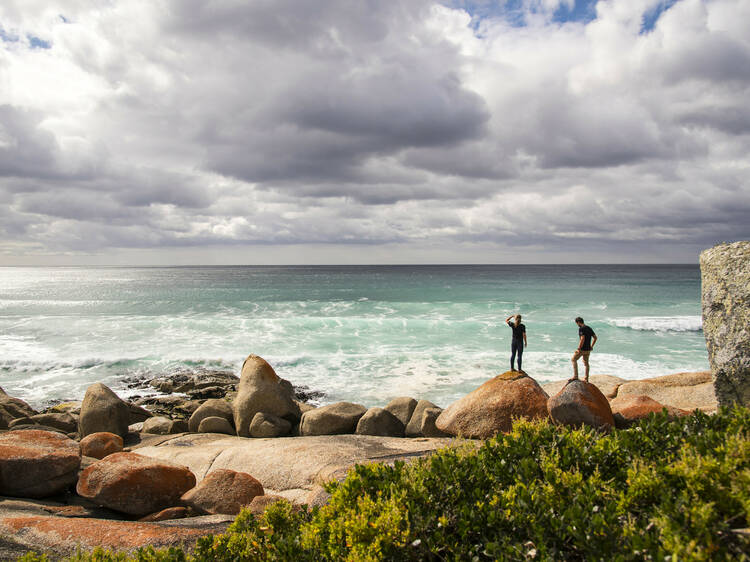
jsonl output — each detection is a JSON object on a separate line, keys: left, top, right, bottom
{"left": 0, "top": 0, "right": 748, "bottom": 265}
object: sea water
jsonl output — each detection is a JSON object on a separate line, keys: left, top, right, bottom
{"left": 0, "top": 265, "right": 708, "bottom": 409}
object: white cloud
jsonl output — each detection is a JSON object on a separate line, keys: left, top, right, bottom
{"left": 0, "top": 0, "right": 748, "bottom": 264}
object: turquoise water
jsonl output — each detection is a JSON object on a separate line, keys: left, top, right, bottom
{"left": 0, "top": 265, "right": 708, "bottom": 409}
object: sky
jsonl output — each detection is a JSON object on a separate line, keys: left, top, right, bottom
{"left": 0, "top": 0, "right": 748, "bottom": 265}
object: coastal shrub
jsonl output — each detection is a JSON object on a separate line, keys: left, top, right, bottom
{"left": 19, "top": 407, "right": 750, "bottom": 561}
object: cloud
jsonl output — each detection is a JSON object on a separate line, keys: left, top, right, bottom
{"left": 0, "top": 0, "right": 748, "bottom": 263}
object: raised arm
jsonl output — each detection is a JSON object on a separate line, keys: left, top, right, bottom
{"left": 506, "top": 315, "right": 514, "bottom": 325}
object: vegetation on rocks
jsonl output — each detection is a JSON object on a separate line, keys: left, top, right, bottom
{"left": 19, "top": 407, "right": 750, "bottom": 561}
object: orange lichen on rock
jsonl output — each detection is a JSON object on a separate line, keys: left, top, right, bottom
{"left": 0, "top": 515, "right": 208, "bottom": 551}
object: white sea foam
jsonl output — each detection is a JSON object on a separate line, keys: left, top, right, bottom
{"left": 607, "top": 316, "right": 702, "bottom": 332}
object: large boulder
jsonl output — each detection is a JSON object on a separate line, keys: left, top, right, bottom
{"left": 30, "top": 413, "right": 77, "bottom": 434}
{"left": 701, "top": 241, "right": 750, "bottom": 407}
{"left": 543, "top": 374, "right": 626, "bottom": 400}
{"left": 355, "top": 407, "right": 405, "bottom": 437}
{"left": 420, "top": 407, "right": 450, "bottom": 437}
{"left": 181, "top": 469, "right": 264, "bottom": 515}
{"left": 142, "top": 416, "right": 188, "bottom": 435}
{"left": 0, "top": 391, "right": 38, "bottom": 430}
{"left": 76, "top": 452, "right": 196, "bottom": 516}
{"left": 249, "top": 412, "right": 292, "bottom": 438}
{"left": 197, "top": 416, "right": 235, "bottom": 435}
{"left": 299, "top": 402, "right": 367, "bottom": 436}
{"left": 436, "top": 371, "right": 549, "bottom": 438}
{"left": 609, "top": 394, "right": 689, "bottom": 429}
{"left": 383, "top": 397, "right": 418, "bottom": 427}
{"left": 78, "top": 383, "right": 130, "bottom": 438}
{"left": 79, "top": 432, "right": 124, "bottom": 460}
{"left": 0, "top": 430, "right": 81, "bottom": 498}
{"left": 616, "top": 371, "right": 716, "bottom": 412}
{"left": 189, "top": 399, "right": 234, "bottom": 433}
{"left": 406, "top": 399, "right": 442, "bottom": 437}
{"left": 547, "top": 380, "right": 614, "bottom": 430}
{"left": 233, "top": 355, "right": 301, "bottom": 437}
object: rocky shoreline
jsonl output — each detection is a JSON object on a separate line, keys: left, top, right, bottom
{"left": 0, "top": 352, "right": 718, "bottom": 559}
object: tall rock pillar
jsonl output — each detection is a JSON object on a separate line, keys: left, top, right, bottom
{"left": 700, "top": 241, "right": 750, "bottom": 406}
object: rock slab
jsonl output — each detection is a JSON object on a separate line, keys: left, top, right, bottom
{"left": 76, "top": 452, "right": 196, "bottom": 516}
{"left": 181, "top": 468, "right": 264, "bottom": 515}
{"left": 0, "top": 430, "right": 81, "bottom": 498}
{"left": 547, "top": 379, "right": 614, "bottom": 430}
{"left": 609, "top": 394, "right": 689, "bottom": 429}
{"left": 701, "top": 241, "right": 750, "bottom": 407}
{"left": 436, "top": 371, "right": 549, "bottom": 438}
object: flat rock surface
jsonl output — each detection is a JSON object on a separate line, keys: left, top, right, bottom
{"left": 615, "top": 371, "right": 716, "bottom": 412}
{"left": 0, "top": 513, "right": 231, "bottom": 557}
{"left": 131, "top": 433, "right": 461, "bottom": 498}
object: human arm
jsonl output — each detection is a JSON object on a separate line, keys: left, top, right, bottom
{"left": 523, "top": 331, "right": 527, "bottom": 346}
{"left": 577, "top": 335, "right": 585, "bottom": 351}
{"left": 506, "top": 315, "right": 514, "bottom": 325}
{"left": 591, "top": 334, "right": 597, "bottom": 349}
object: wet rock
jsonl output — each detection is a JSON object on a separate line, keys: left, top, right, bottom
{"left": 79, "top": 383, "right": 131, "bottom": 439}
{"left": 233, "top": 355, "right": 301, "bottom": 437}
{"left": 135, "top": 395, "right": 200, "bottom": 419}
{"left": 189, "top": 399, "right": 234, "bottom": 433}
{"left": 355, "top": 407, "right": 405, "bottom": 437}
{"left": 79, "top": 432, "right": 124, "bottom": 460}
{"left": 0, "top": 430, "right": 81, "bottom": 498}
{"left": 149, "top": 369, "right": 239, "bottom": 396}
{"left": 299, "top": 402, "right": 367, "bottom": 436}
{"left": 547, "top": 379, "right": 614, "bottom": 430}
{"left": 406, "top": 399, "right": 442, "bottom": 437}
{"left": 181, "top": 468, "right": 264, "bottom": 515}
{"left": 701, "top": 241, "right": 750, "bottom": 407}
{"left": 384, "top": 397, "right": 418, "bottom": 427}
{"left": 437, "top": 371, "right": 549, "bottom": 438}
{"left": 249, "top": 412, "right": 292, "bottom": 438}
{"left": 76, "top": 452, "right": 196, "bottom": 516}
{"left": 197, "top": 416, "right": 235, "bottom": 435}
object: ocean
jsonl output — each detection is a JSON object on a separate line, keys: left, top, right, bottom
{"left": 0, "top": 265, "right": 708, "bottom": 410}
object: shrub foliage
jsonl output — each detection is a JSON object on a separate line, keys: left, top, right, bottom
{"left": 20, "top": 407, "right": 750, "bottom": 561}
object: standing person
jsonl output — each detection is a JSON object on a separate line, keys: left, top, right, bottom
{"left": 505, "top": 314, "right": 527, "bottom": 372}
{"left": 571, "top": 317, "right": 597, "bottom": 381}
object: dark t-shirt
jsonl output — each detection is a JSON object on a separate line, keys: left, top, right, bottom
{"left": 509, "top": 322, "right": 526, "bottom": 341}
{"left": 579, "top": 325, "right": 596, "bottom": 351}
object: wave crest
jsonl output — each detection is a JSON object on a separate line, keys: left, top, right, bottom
{"left": 608, "top": 316, "right": 702, "bottom": 332}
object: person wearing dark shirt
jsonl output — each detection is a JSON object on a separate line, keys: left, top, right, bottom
{"left": 505, "top": 314, "right": 527, "bottom": 372}
{"left": 571, "top": 316, "right": 597, "bottom": 381}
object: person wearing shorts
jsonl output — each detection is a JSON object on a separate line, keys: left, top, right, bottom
{"left": 572, "top": 316, "right": 597, "bottom": 381}
{"left": 506, "top": 314, "right": 527, "bottom": 372}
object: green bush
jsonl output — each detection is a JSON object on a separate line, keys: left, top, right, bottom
{"left": 19, "top": 407, "right": 750, "bottom": 561}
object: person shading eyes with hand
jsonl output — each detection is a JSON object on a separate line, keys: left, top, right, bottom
{"left": 505, "top": 314, "right": 527, "bottom": 372}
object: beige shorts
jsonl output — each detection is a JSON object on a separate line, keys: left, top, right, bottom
{"left": 572, "top": 350, "right": 591, "bottom": 363}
